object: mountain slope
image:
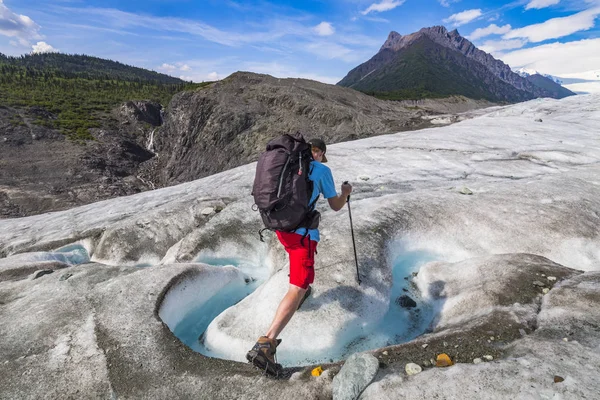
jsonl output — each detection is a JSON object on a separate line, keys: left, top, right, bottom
{"left": 338, "top": 26, "right": 576, "bottom": 101}
{"left": 526, "top": 74, "right": 576, "bottom": 99}
{"left": 0, "top": 52, "right": 207, "bottom": 217}
{"left": 515, "top": 68, "right": 563, "bottom": 85}
{"left": 153, "top": 71, "right": 494, "bottom": 186}
{"left": 0, "top": 53, "right": 204, "bottom": 140}
{"left": 338, "top": 34, "right": 533, "bottom": 102}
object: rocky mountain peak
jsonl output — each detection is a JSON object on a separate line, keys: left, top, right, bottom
{"left": 384, "top": 31, "right": 401, "bottom": 43}
{"left": 384, "top": 25, "right": 571, "bottom": 98}
{"left": 419, "top": 25, "right": 450, "bottom": 38}
{"left": 418, "top": 25, "right": 471, "bottom": 52}
{"left": 381, "top": 26, "right": 469, "bottom": 54}
{"left": 380, "top": 30, "right": 424, "bottom": 52}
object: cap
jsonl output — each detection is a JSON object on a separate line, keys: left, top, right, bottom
{"left": 308, "top": 138, "right": 328, "bottom": 163}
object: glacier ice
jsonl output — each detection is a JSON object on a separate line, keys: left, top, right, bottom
{"left": 1, "top": 94, "right": 600, "bottom": 398}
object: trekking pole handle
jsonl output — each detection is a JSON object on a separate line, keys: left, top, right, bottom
{"left": 343, "top": 181, "right": 350, "bottom": 202}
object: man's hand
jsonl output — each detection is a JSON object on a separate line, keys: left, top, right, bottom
{"left": 341, "top": 182, "right": 353, "bottom": 199}
{"left": 328, "top": 182, "right": 354, "bottom": 211}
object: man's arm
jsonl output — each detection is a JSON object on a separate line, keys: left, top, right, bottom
{"left": 328, "top": 182, "right": 353, "bottom": 212}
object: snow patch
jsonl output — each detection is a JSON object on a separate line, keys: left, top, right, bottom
{"left": 429, "top": 116, "right": 454, "bottom": 125}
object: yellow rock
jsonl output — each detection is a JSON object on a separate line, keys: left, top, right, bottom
{"left": 436, "top": 353, "right": 454, "bottom": 367}
{"left": 311, "top": 366, "right": 323, "bottom": 377}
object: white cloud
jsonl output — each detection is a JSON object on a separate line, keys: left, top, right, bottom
{"left": 158, "top": 63, "right": 177, "bottom": 72}
{"left": 158, "top": 63, "right": 194, "bottom": 73}
{"left": 31, "top": 41, "right": 57, "bottom": 53}
{"left": 503, "top": 7, "right": 600, "bottom": 42}
{"left": 500, "top": 38, "right": 600, "bottom": 76}
{"left": 313, "top": 22, "right": 335, "bottom": 36}
{"left": 438, "top": 0, "right": 461, "bottom": 7}
{"left": 0, "top": 0, "right": 42, "bottom": 42}
{"left": 525, "top": 0, "right": 560, "bottom": 10}
{"left": 48, "top": 5, "right": 383, "bottom": 80}
{"left": 12, "top": 37, "right": 29, "bottom": 47}
{"left": 304, "top": 41, "right": 365, "bottom": 63}
{"left": 479, "top": 38, "right": 528, "bottom": 53}
{"left": 241, "top": 61, "right": 341, "bottom": 84}
{"left": 362, "top": 0, "right": 405, "bottom": 15}
{"left": 150, "top": 57, "right": 237, "bottom": 83}
{"left": 363, "top": 16, "right": 391, "bottom": 23}
{"left": 468, "top": 24, "right": 512, "bottom": 40}
{"left": 59, "top": 6, "right": 310, "bottom": 47}
{"left": 443, "top": 9, "right": 482, "bottom": 27}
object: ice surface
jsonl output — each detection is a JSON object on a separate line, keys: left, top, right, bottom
{"left": 165, "top": 254, "right": 270, "bottom": 356}
{"left": 412, "top": 253, "right": 572, "bottom": 331}
{"left": 0, "top": 243, "right": 90, "bottom": 269}
{"left": 360, "top": 271, "right": 600, "bottom": 399}
{"left": 158, "top": 264, "right": 252, "bottom": 330}
{"left": 1, "top": 95, "right": 600, "bottom": 384}
{"left": 179, "top": 276, "right": 263, "bottom": 356}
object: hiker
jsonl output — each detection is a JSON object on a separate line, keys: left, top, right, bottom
{"left": 247, "top": 137, "right": 352, "bottom": 375}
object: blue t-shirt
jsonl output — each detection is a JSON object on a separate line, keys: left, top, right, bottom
{"left": 294, "top": 161, "right": 337, "bottom": 242}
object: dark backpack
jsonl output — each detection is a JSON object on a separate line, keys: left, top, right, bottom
{"left": 252, "top": 132, "right": 320, "bottom": 240}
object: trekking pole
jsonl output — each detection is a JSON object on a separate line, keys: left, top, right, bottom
{"left": 344, "top": 181, "right": 361, "bottom": 285}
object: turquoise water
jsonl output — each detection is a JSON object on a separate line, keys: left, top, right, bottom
{"left": 53, "top": 243, "right": 91, "bottom": 265}
{"left": 173, "top": 276, "right": 262, "bottom": 353}
{"left": 342, "top": 250, "right": 440, "bottom": 356}
{"left": 196, "top": 256, "right": 244, "bottom": 268}
{"left": 170, "top": 250, "right": 440, "bottom": 365}
{"left": 172, "top": 257, "right": 265, "bottom": 354}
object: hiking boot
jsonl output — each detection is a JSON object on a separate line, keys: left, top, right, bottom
{"left": 246, "top": 336, "right": 283, "bottom": 377}
{"left": 297, "top": 286, "right": 312, "bottom": 310}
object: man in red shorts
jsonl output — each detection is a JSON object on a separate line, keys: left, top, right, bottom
{"left": 246, "top": 138, "right": 353, "bottom": 375}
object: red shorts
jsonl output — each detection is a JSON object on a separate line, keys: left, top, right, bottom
{"left": 276, "top": 231, "right": 318, "bottom": 290}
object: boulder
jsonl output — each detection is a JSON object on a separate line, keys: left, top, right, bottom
{"left": 332, "top": 353, "right": 379, "bottom": 400}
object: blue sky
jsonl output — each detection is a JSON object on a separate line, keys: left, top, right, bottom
{"left": 1, "top": 0, "right": 599, "bottom": 83}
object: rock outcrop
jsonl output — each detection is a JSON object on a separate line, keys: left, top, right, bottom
{"left": 152, "top": 72, "right": 493, "bottom": 186}
{"left": 0, "top": 102, "right": 161, "bottom": 218}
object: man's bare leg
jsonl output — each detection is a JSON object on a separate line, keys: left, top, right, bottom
{"left": 265, "top": 285, "right": 307, "bottom": 339}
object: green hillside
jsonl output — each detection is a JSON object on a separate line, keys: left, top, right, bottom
{"left": 0, "top": 53, "right": 184, "bottom": 84}
{"left": 0, "top": 53, "right": 210, "bottom": 140}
